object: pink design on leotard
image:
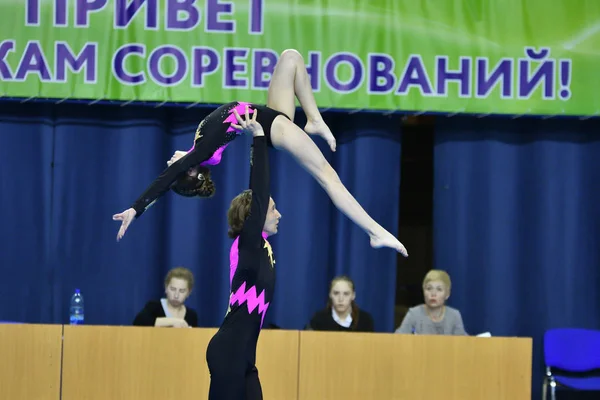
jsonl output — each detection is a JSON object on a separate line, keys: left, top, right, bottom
{"left": 229, "top": 282, "right": 270, "bottom": 328}
{"left": 230, "top": 236, "right": 240, "bottom": 285}
{"left": 186, "top": 102, "right": 255, "bottom": 165}
{"left": 229, "top": 231, "right": 269, "bottom": 285}
{"left": 228, "top": 231, "right": 271, "bottom": 327}
{"left": 185, "top": 141, "right": 229, "bottom": 166}
{"left": 200, "top": 144, "right": 228, "bottom": 166}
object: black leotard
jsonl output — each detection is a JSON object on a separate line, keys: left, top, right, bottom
{"left": 130, "top": 101, "right": 288, "bottom": 216}
{"left": 205, "top": 134, "right": 275, "bottom": 400}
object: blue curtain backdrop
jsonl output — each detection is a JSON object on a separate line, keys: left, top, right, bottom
{"left": 433, "top": 116, "right": 600, "bottom": 399}
{"left": 0, "top": 102, "right": 402, "bottom": 332}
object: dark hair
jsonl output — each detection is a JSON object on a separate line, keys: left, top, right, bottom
{"left": 327, "top": 275, "right": 360, "bottom": 330}
{"left": 171, "top": 167, "right": 216, "bottom": 198}
{"left": 227, "top": 189, "right": 252, "bottom": 238}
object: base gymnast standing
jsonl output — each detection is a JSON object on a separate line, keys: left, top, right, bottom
{"left": 113, "top": 49, "right": 408, "bottom": 257}
{"left": 205, "top": 107, "right": 278, "bottom": 399}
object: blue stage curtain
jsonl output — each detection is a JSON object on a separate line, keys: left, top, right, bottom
{"left": 0, "top": 102, "right": 402, "bottom": 332}
{"left": 0, "top": 105, "right": 55, "bottom": 323}
{"left": 433, "top": 116, "right": 600, "bottom": 399}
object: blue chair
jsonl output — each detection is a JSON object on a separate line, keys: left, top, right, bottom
{"left": 543, "top": 328, "right": 600, "bottom": 399}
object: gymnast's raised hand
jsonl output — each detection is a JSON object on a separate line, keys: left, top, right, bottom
{"left": 230, "top": 105, "right": 264, "bottom": 137}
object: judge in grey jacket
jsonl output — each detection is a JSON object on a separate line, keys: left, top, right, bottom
{"left": 396, "top": 270, "right": 467, "bottom": 335}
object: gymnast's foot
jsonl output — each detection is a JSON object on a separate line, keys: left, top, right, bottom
{"left": 370, "top": 229, "right": 408, "bottom": 257}
{"left": 304, "top": 119, "right": 337, "bottom": 152}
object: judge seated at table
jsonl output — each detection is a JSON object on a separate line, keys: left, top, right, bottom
{"left": 133, "top": 267, "right": 198, "bottom": 328}
{"left": 395, "top": 270, "right": 467, "bottom": 335}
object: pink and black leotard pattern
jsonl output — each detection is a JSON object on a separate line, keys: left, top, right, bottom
{"left": 205, "top": 135, "right": 275, "bottom": 400}
{"left": 130, "top": 101, "right": 288, "bottom": 216}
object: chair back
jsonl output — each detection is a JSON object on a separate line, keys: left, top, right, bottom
{"left": 544, "top": 328, "right": 600, "bottom": 372}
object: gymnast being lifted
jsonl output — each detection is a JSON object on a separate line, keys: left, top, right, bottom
{"left": 112, "top": 49, "right": 408, "bottom": 257}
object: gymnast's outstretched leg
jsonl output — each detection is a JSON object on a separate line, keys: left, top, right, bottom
{"left": 267, "top": 50, "right": 408, "bottom": 256}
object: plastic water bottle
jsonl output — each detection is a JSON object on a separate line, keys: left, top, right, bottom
{"left": 69, "top": 289, "right": 84, "bottom": 325}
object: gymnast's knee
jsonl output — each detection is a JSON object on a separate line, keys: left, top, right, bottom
{"left": 279, "top": 49, "right": 303, "bottom": 63}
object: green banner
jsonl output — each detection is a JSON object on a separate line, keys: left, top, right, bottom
{"left": 0, "top": 0, "right": 595, "bottom": 116}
